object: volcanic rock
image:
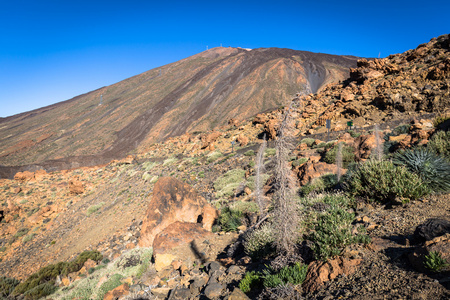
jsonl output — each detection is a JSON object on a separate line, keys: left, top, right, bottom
{"left": 139, "top": 177, "right": 218, "bottom": 248}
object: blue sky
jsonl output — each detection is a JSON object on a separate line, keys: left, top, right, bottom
{"left": 0, "top": 0, "right": 449, "bottom": 118}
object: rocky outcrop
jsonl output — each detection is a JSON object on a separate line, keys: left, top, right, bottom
{"left": 303, "top": 257, "right": 363, "bottom": 293}
{"left": 139, "top": 177, "right": 218, "bottom": 248}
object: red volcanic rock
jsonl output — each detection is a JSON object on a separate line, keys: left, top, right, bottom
{"left": 152, "top": 222, "right": 214, "bottom": 271}
{"left": 103, "top": 283, "right": 130, "bottom": 300}
{"left": 297, "top": 161, "right": 337, "bottom": 186}
{"left": 303, "top": 257, "right": 362, "bottom": 293}
{"left": 237, "top": 134, "right": 249, "bottom": 146}
{"left": 139, "top": 177, "right": 218, "bottom": 248}
{"left": 14, "top": 171, "right": 34, "bottom": 181}
{"left": 200, "top": 131, "right": 222, "bottom": 149}
{"left": 69, "top": 180, "right": 84, "bottom": 195}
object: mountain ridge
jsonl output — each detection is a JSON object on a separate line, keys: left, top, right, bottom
{"left": 0, "top": 46, "right": 358, "bottom": 177}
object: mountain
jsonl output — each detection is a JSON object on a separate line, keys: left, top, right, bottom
{"left": 0, "top": 47, "right": 358, "bottom": 177}
{"left": 0, "top": 35, "right": 449, "bottom": 299}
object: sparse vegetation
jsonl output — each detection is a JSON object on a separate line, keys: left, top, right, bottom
{"left": 244, "top": 150, "right": 255, "bottom": 156}
{"left": 86, "top": 202, "right": 104, "bottom": 216}
{"left": 206, "top": 151, "right": 223, "bottom": 163}
{"left": 324, "top": 143, "right": 355, "bottom": 168}
{"left": 214, "top": 169, "right": 246, "bottom": 198}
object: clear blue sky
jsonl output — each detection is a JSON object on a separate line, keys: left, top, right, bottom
{"left": 1, "top": 0, "right": 449, "bottom": 118}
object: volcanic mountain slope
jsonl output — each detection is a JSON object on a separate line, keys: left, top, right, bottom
{"left": 0, "top": 47, "right": 357, "bottom": 176}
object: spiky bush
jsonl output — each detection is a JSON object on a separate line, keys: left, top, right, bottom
{"left": 264, "top": 148, "right": 276, "bottom": 157}
{"left": 344, "top": 160, "right": 429, "bottom": 203}
{"left": 424, "top": 251, "right": 449, "bottom": 272}
{"left": 96, "top": 274, "right": 123, "bottom": 300}
{"left": 243, "top": 223, "right": 275, "bottom": 258}
{"left": 427, "top": 130, "right": 450, "bottom": 161}
{"left": 393, "top": 148, "right": 450, "bottom": 193}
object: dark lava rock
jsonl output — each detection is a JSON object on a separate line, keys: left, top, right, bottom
{"left": 413, "top": 218, "right": 450, "bottom": 243}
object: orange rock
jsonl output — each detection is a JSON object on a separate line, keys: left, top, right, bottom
{"left": 103, "top": 283, "right": 129, "bottom": 300}
{"left": 303, "top": 257, "right": 362, "bottom": 293}
{"left": 297, "top": 161, "right": 338, "bottom": 186}
{"left": 34, "top": 169, "right": 47, "bottom": 181}
{"left": 152, "top": 221, "right": 214, "bottom": 271}
{"left": 139, "top": 177, "right": 218, "bottom": 248}
{"left": 14, "top": 171, "right": 34, "bottom": 181}
{"left": 69, "top": 180, "right": 84, "bottom": 194}
{"left": 237, "top": 134, "right": 249, "bottom": 146}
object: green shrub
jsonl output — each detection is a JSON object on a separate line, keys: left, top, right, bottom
{"left": 424, "top": 251, "right": 449, "bottom": 272}
{"left": 0, "top": 277, "right": 20, "bottom": 298}
{"left": 231, "top": 201, "right": 259, "bottom": 214}
{"left": 264, "top": 148, "right": 276, "bottom": 157}
{"left": 22, "top": 233, "right": 36, "bottom": 243}
{"left": 218, "top": 207, "right": 243, "bottom": 232}
{"left": 12, "top": 250, "right": 102, "bottom": 297}
{"left": 163, "top": 157, "right": 178, "bottom": 166}
{"left": 96, "top": 274, "right": 123, "bottom": 300}
{"left": 198, "top": 171, "right": 205, "bottom": 178}
{"left": 23, "top": 282, "right": 57, "bottom": 300}
{"left": 246, "top": 174, "right": 270, "bottom": 190}
{"left": 206, "top": 151, "right": 223, "bottom": 163}
{"left": 142, "top": 172, "right": 152, "bottom": 182}
{"left": 239, "top": 271, "right": 261, "bottom": 293}
{"left": 261, "top": 262, "right": 308, "bottom": 288}
{"left": 300, "top": 174, "right": 338, "bottom": 196}
{"left": 214, "top": 169, "right": 246, "bottom": 198}
{"left": 14, "top": 228, "right": 29, "bottom": 238}
{"left": 393, "top": 148, "right": 450, "bottom": 193}
{"left": 292, "top": 157, "right": 308, "bottom": 167}
{"left": 344, "top": 160, "right": 429, "bottom": 203}
{"left": 86, "top": 203, "right": 104, "bottom": 216}
{"left": 244, "top": 150, "right": 255, "bottom": 156}
{"left": 427, "top": 130, "right": 450, "bottom": 160}
{"left": 299, "top": 138, "right": 315, "bottom": 147}
{"left": 324, "top": 143, "right": 355, "bottom": 168}
{"left": 347, "top": 130, "right": 361, "bottom": 138}
{"left": 142, "top": 161, "right": 157, "bottom": 172}
{"left": 309, "top": 206, "right": 365, "bottom": 260}
{"left": 433, "top": 112, "right": 450, "bottom": 128}
{"left": 243, "top": 224, "right": 275, "bottom": 258}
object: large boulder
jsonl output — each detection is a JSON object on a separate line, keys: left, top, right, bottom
{"left": 152, "top": 221, "right": 214, "bottom": 271}
{"left": 139, "top": 177, "right": 218, "bottom": 248}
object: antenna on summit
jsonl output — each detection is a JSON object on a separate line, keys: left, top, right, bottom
{"left": 206, "top": 45, "right": 208, "bottom": 50}
{"left": 99, "top": 94, "right": 103, "bottom": 106}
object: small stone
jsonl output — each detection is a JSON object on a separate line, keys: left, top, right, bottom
{"left": 228, "top": 287, "right": 250, "bottom": 300}
{"left": 206, "top": 261, "right": 221, "bottom": 275}
{"left": 227, "top": 265, "right": 241, "bottom": 274}
{"left": 170, "top": 287, "right": 192, "bottom": 300}
{"left": 204, "top": 282, "right": 224, "bottom": 299}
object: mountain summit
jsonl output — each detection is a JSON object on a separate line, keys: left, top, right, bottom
{"left": 0, "top": 47, "right": 357, "bottom": 175}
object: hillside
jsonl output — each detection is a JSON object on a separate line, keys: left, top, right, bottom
{"left": 0, "top": 47, "right": 357, "bottom": 178}
{"left": 0, "top": 34, "right": 449, "bottom": 300}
